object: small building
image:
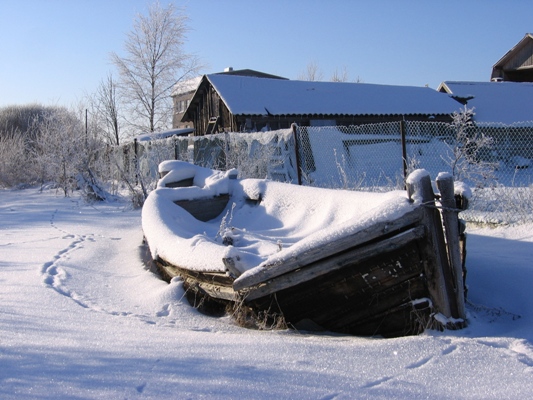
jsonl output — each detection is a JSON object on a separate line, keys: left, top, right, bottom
{"left": 181, "top": 74, "right": 461, "bottom": 135}
{"left": 171, "top": 76, "right": 202, "bottom": 129}
{"left": 491, "top": 33, "right": 533, "bottom": 82}
{"left": 171, "top": 68, "right": 287, "bottom": 130}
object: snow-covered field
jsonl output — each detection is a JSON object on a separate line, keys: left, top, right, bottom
{"left": 1, "top": 187, "right": 533, "bottom": 399}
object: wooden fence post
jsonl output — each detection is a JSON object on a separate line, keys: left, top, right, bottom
{"left": 407, "top": 171, "right": 453, "bottom": 319}
{"left": 436, "top": 173, "right": 466, "bottom": 320}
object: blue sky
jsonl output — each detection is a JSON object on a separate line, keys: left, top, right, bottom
{"left": 1, "top": 0, "right": 532, "bottom": 108}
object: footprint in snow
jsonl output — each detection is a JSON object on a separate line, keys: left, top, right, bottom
{"left": 156, "top": 304, "right": 171, "bottom": 317}
{"left": 441, "top": 344, "right": 458, "bottom": 355}
{"left": 405, "top": 355, "right": 433, "bottom": 369}
{"left": 361, "top": 376, "right": 393, "bottom": 388}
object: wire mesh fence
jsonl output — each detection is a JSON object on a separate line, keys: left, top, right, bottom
{"left": 129, "top": 121, "right": 533, "bottom": 224}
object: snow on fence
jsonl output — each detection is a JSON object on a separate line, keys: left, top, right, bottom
{"left": 127, "top": 121, "right": 533, "bottom": 224}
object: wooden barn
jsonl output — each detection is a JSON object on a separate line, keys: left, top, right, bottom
{"left": 492, "top": 33, "right": 533, "bottom": 83}
{"left": 180, "top": 74, "right": 461, "bottom": 136}
{"left": 172, "top": 69, "right": 287, "bottom": 130}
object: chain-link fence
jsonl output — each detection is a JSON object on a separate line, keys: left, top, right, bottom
{"left": 405, "top": 121, "right": 533, "bottom": 224}
{"left": 131, "top": 129, "right": 298, "bottom": 191}
{"left": 129, "top": 121, "right": 533, "bottom": 224}
{"left": 295, "top": 122, "right": 533, "bottom": 224}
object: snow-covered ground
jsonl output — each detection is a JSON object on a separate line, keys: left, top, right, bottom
{"left": 1, "top": 187, "right": 533, "bottom": 399}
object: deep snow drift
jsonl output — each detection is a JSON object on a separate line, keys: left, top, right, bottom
{"left": 1, "top": 187, "right": 533, "bottom": 399}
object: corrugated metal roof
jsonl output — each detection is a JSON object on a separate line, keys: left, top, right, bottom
{"left": 206, "top": 74, "right": 461, "bottom": 117}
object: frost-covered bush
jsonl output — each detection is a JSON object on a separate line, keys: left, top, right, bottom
{"left": 0, "top": 134, "right": 35, "bottom": 188}
{"left": 0, "top": 104, "right": 112, "bottom": 199}
{"left": 443, "top": 106, "right": 498, "bottom": 188}
{"left": 0, "top": 104, "right": 61, "bottom": 188}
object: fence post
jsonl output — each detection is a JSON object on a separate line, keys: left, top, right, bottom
{"left": 406, "top": 172, "right": 453, "bottom": 319}
{"left": 436, "top": 173, "right": 466, "bottom": 320}
{"left": 292, "top": 123, "right": 302, "bottom": 185}
{"left": 400, "top": 119, "right": 408, "bottom": 187}
{"left": 134, "top": 138, "right": 139, "bottom": 186}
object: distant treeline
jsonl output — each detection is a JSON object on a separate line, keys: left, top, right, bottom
{"left": 0, "top": 104, "right": 66, "bottom": 139}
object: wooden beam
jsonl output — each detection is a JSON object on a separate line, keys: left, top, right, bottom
{"left": 242, "top": 225, "right": 426, "bottom": 300}
{"left": 233, "top": 207, "right": 424, "bottom": 291}
{"left": 188, "top": 280, "right": 239, "bottom": 302}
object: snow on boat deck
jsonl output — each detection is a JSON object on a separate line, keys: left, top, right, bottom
{"left": 142, "top": 161, "right": 418, "bottom": 276}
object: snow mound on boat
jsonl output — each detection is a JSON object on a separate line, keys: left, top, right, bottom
{"left": 142, "top": 162, "right": 418, "bottom": 275}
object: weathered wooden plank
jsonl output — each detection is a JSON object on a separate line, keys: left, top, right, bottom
{"left": 248, "top": 244, "right": 430, "bottom": 337}
{"left": 436, "top": 174, "right": 466, "bottom": 319}
{"left": 155, "top": 257, "right": 233, "bottom": 285}
{"left": 186, "top": 279, "right": 239, "bottom": 302}
{"left": 242, "top": 225, "right": 426, "bottom": 300}
{"left": 233, "top": 207, "right": 424, "bottom": 291}
{"left": 327, "top": 280, "right": 430, "bottom": 332}
{"left": 340, "top": 297, "right": 432, "bottom": 337}
{"left": 407, "top": 173, "right": 453, "bottom": 318}
{"left": 260, "top": 239, "right": 426, "bottom": 312}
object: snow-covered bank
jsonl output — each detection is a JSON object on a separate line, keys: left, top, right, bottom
{"left": 1, "top": 188, "right": 532, "bottom": 399}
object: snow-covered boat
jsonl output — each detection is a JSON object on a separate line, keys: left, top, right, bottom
{"left": 142, "top": 160, "right": 469, "bottom": 337}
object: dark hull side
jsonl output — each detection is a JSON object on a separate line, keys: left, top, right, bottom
{"left": 154, "top": 232, "right": 436, "bottom": 338}
{"left": 248, "top": 239, "right": 432, "bottom": 338}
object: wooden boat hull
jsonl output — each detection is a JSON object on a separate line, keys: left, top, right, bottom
{"left": 154, "top": 209, "right": 462, "bottom": 337}
{"left": 247, "top": 232, "right": 432, "bottom": 337}
{"left": 147, "top": 164, "right": 468, "bottom": 338}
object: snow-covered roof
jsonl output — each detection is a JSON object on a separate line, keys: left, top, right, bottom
{"left": 136, "top": 128, "right": 194, "bottom": 142}
{"left": 202, "top": 74, "right": 462, "bottom": 117}
{"left": 438, "top": 81, "right": 533, "bottom": 125}
{"left": 171, "top": 76, "right": 202, "bottom": 97}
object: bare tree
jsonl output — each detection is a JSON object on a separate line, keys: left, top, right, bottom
{"left": 91, "top": 73, "right": 121, "bottom": 145}
{"left": 32, "top": 108, "right": 84, "bottom": 195}
{"left": 330, "top": 66, "right": 349, "bottom": 82}
{"left": 110, "top": 2, "right": 202, "bottom": 134}
{"left": 299, "top": 62, "right": 362, "bottom": 83}
{"left": 298, "top": 61, "right": 324, "bottom": 81}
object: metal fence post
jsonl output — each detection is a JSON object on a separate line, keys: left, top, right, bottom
{"left": 400, "top": 119, "right": 408, "bottom": 187}
{"left": 134, "top": 138, "right": 139, "bottom": 186}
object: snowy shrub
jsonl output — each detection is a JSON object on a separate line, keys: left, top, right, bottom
{"left": 443, "top": 106, "right": 498, "bottom": 188}
{"left": 0, "top": 134, "right": 35, "bottom": 188}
